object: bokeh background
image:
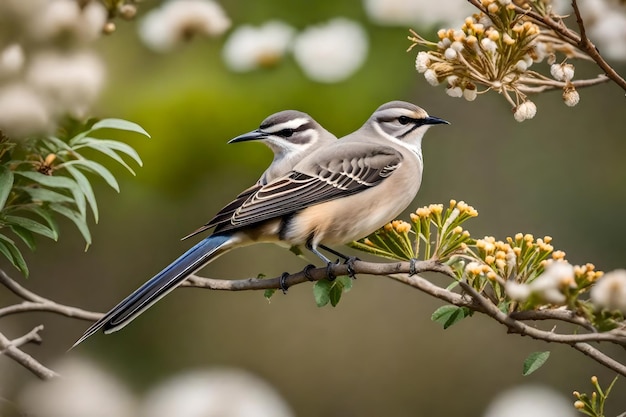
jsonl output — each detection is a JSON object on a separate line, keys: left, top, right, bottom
{"left": 2, "top": 1, "right": 626, "bottom": 416}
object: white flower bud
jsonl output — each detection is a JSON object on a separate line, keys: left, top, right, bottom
{"left": 505, "top": 282, "right": 531, "bottom": 302}
{"left": 480, "top": 38, "right": 497, "bottom": 53}
{"left": 463, "top": 87, "right": 477, "bottom": 101}
{"left": 515, "top": 59, "right": 528, "bottom": 72}
{"left": 590, "top": 269, "right": 626, "bottom": 314}
{"left": 451, "top": 41, "right": 464, "bottom": 52}
{"left": 424, "top": 68, "right": 439, "bottom": 86}
{"left": 446, "top": 86, "right": 463, "bottom": 97}
{"left": 513, "top": 101, "right": 537, "bottom": 122}
{"left": 444, "top": 47, "right": 457, "bottom": 60}
{"left": 563, "top": 87, "right": 580, "bottom": 107}
{"left": 550, "top": 63, "right": 574, "bottom": 81}
{"left": 415, "top": 51, "right": 430, "bottom": 73}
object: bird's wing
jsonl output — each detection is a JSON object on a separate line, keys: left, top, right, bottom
{"left": 220, "top": 142, "right": 403, "bottom": 231}
{"left": 181, "top": 183, "right": 262, "bottom": 240}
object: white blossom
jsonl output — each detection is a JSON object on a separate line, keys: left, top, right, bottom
{"left": 528, "top": 261, "right": 575, "bottom": 304}
{"left": 587, "top": 13, "right": 626, "bottom": 61}
{"left": 0, "top": 44, "right": 24, "bottom": 76}
{"left": 223, "top": 21, "right": 294, "bottom": 72}
{"left": 19, "top": 357, "right": 136, "bottom": 417}
{"left": 446, "top": 86, "right": 463, "bottom": 98}
{"left": 363, "top": 0, "right": 473, "bottom": 28}
{"left": 0, "top": 84, "right": 51, "bottom": 138}
{"left": 141, "top": 369, "right": 294, "bottom": 417}
{"left": 30, "top": 0, "right": 107, "bottom": 43}
{"left": 27, "top": 51, "right": 105, "bottom": 118}
{"left": 292, "top": 18, "right": 368, "bottom": 83}
{"left": 415, "top": 51, "right": 430, "bottom": 73}
{"left": 590, "top": 269, "right": 626, "bottom": 314}
{"left": 139, "top": 0, "right": 231, "bottom": 52}
{"left": 424, "top": 68, "right": 439, "bottom": 86}
{"left": 514, "top": 100, "right": 537, "bottom": 122}
{"left": 444, "top": 47, "right": 457, "bottom": 60}
{"left": 480, "top": 38, "right": 497, "bottom": 53}
{"left": 484, "top": 385, "right": 577, "bottom": 417}
{"left": 550, "top": 63, "right": 575, "bottom": 81}
{"left": 463, "top": 87, "right": 477, "bottom": 101}
{"left": 505, "top": 281, "right": 531, "bottom": 302}
{"left": 563, "top": 88, "right": 580, "bottom": 107}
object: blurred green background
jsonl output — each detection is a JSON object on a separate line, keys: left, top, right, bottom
{"left": 3, "top": 1, "right": 626, "bottom": 415}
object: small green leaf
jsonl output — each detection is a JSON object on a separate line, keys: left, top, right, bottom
{"left": 15, "top": 171, "right": 77, "bottom": 189}
{"left": 4, "top": 215, "right": 57, "bottom": 240}
{"left": 314, "top": 279, "right": 332, "bottom": 307}
{"left": 27, "top": 206, "right": 60, "bottom": 238}
{"left": 0, "top": 234, "right": 28, "bottom": 276}
{"left": 74, "top": 138, "right": 143, "bottom": 166}
{"left": 522, "top": 351, "right": 550, "bottom": 376}
{"left": 289, "top": 245, "right": 304, "bottom": 257}
{"left": 264, "top": 289, "right": 276, "bottom": 301}
{"left": 79, "top": 143, "right": 136, "bottom": 175}
{"left": 90, "top": 118, "right": 151, "bottom": 138}
{"left": 22, "top": 187, "right": 74, "bottom": 204}
{"left": 431, "top": 305, "right": 469, "bottom": 329}
{"left": 9, "top": 225, "right": 36, "bottom": 250}
{"left": 63, "top": 160, "right": 120, "bottom": 192}
{"left": 328, "top": 278, "right": 350, "bottom": 307}
{"left": 0, "top": 165, "right": 14, "bottom": 211}
{"left": 65, "top": 165, "right": 99, "bottom": 222}
{"left": 50, "top": 203, "right": 91, "bottom": 247}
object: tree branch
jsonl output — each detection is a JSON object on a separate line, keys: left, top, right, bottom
{"left": 0, "top": 327, "right": 58, "bottom": 380}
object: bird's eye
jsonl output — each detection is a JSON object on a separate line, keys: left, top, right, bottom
{"left": 398, "top": 116, "right": 411, "bottom": 125}
{"left": 280, "top": 129, "right": 295, "bottom": 137}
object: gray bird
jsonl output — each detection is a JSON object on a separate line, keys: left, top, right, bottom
{"left": 72, "top": 101, "right": 448, "bottom": 347}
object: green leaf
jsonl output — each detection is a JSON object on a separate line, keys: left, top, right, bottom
{"left": 264, "top": 289, "right": 276, "bottom": 301}
{"left": 50, "top": 203, "right": 91, "bottom": 247}
{"left": 0, "top": 234, "right": 28, "bottom": 276}
{"left": 431, "top": 305, "right": 469, "bottom": 329}
{"left": 329, "top": 277, "right": 351, "bottom": 307}
{"left": 522, "top": 351, "right": 550, "bottom": 376}
{"left": 15, "top": 171, "right": 77, "bottom": 189}
{"left": 22, "top": 187, "right": 74, "bottom": 204}
{"left": 63, "top": 159, "right": 120, "bottom": 192}
{"left": 90, "top": 118, "right": 151, "bottom": 138}
{"left": 27, "top": 206, "right": 60, "bottom": 238}
{"left": 4, "top": 215, "right": 57, "bottom": 240}
{"left": 42, "top": 135, "right": 72, "bottom": 152}
{"left": 9, "top": 225, "right": 36, "bottom": 250}
{"left": 65, "top": 165, "right": 99, "bottom": 222}
{"left": 0, "top": 165, "right": 14, "bottom": 211}
{"left": 74, "top": 138, "right": 143, "bottom": 167}
{"left": 78, "top": 142, "right": 136, "bottom": 175}
{"left": 314, "top": 279, "right": 332, "bottom": 307}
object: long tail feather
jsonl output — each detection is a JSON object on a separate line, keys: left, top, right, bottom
{"left": 71, "top": 233, "right": 234, "bottom": 348}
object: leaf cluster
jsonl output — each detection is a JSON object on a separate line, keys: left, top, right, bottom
{"left": 0, "top": 119, "right": 149, "bottom": 276}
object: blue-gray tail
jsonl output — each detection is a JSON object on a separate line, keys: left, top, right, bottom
{"left": 71, "top": 233, "right": 233, "bottom": 348}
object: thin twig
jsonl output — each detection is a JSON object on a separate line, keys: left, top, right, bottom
{"left": 0, "top": 328, "right": 58, "bottom": 380}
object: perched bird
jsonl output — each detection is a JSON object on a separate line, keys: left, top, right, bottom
{"left": 72, "top": 101, "right": 448, "bottom": 347}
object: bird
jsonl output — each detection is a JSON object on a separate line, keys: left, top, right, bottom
{"left": 72, "top": 101, "right": 448, "bottom": 347}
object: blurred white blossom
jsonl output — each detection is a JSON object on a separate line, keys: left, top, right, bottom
{"left": 19, "top": 357, "right": 136, "bottom": 417}
{"left": 29, "top": 0, "right": 107, "bottom": 43}
{"left": 139, "top": 0, "right": 231, "bottom": 52}
{"left": 0, "top": 44, "right": 25, "bottom": 77}
{"left": 483, "top": 385, "right": 577, "bottom": 417}
{"left": 223, "top": 21, "right": 295, "bottom": 72}
{"left": 0, "top": 84, "right": 51, "bottom": 137}
{"left": 578, "top": 0, "right": 626, "bottom": 61}
{"left": 364, "top": 0, "right": 473, "bottom": 28}
{"left": 505, "top": 261, "right": 576, "bottom": 304}
{"left": 292, "top": 18, "right": 368, "bottom": 83}
{"left": 141, "top": 368, "right": 294, "bottom": 417}
{"left": 590, "top": 269, "right": 626, "bottom": 314}
{"left": 27, "top": 50, "right": 106, "bottom": 118}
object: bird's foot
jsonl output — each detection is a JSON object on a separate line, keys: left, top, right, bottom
{"left": 345, "top": 256, "right": 360, "bottom": 279}
{"left": 326, "top": 260, "right": 340, "bottom": 281}
{"left": 409, "top": 258, "right": 418, "bottom": 277}
{"left": 279, "top": 272, "right": 290, "bottom": 294}
{"left": 303, "top": 264, "right": 316, "bottom": 281}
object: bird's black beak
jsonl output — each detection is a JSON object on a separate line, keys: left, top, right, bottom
{"left": 424, "top": 116, "right": 450, "bottom": 125}
{"left": 228, "top": 129, "right": 268, "bottom": 144}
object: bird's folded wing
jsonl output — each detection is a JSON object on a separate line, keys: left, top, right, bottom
{"left": 181, "top": 183, "right": 262, "bottom": 240}
{"left": 222, "top": 142, "right": 403, "bottom": 231}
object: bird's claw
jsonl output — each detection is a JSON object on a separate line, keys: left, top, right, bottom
{"left": 279, "top": 272, "right": 290, "bottom": 294}
{"left": 326, "top": 261, "right": 339, "bottom": 281}
{"left": 409, "top": 258, "right": 418, "bottom": 276}
{"left": 345, "top": 256, "right": 359, "bottom": 279}
{"left": 303, "top": 264, "right": 316, "bottom": 281}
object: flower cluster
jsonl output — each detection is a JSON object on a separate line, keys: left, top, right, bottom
{"left": 0, "top": 0, "right": 114, "bottom": 139}
{"left": 408, "top": 0, "right": 599, "bottom": 121}
{"left": 222, "top": 18, "right": 369, "bottom": 83}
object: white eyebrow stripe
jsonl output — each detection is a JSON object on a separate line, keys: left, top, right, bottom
{"left": 264, "top": 117, "right": 310, "bottom": 133}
